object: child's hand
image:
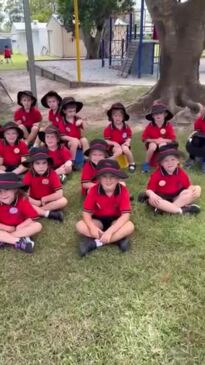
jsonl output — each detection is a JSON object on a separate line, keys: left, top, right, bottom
{"left": 75, "top": 119, "right": 83, "bottom": 127}
{"left": 100, "top": 229, "right": 113, "bottom": 244}
{"left": 89, "top": 225, "right": 103, "bottom": 239}
{"left": 148, "top": 191, "right": 161, "bottom": 206}
{"left": 123, "top": 141, "right": 130, "bottom": 147}
{"left": 41, "top": 196, "right": 48, "bottom": 206}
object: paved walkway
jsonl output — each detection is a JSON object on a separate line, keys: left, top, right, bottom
{"left": 35, "top": 58, "right": 205, "bottom": 86}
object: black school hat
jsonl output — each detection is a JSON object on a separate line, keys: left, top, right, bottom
{"left": 0, "top": 121, "right": 24, "bottom": 140}
{"left": 146, "top": 103, "right": 173, "bottom": 123}
{"left": 107, "top": 102, "right": 130, "bottom": 122}
{"left": 59, "top": 97, "right": 83, "bottom": 115}
{"left": 0, "top": 172, "right": 27, "bottom": 190}
{"left": 157, "top": 142, "right": 184, "bottom": 162}
{"left": 38, "top": 125, "right": 61, "bottom": 143}
{"left": 17, "top": 90, "right": 37, "bottom": 107}
{"left": 92, "top": 159, "right": 128, "bottom": 180}
{"left": 22, "top": 147, "right": 53, "bottom": 167}
{"left": 41, "top": 91, "right": 62, "bottom": 108}
{"left": 84, "top": 139, "right": 109, "bottom": 157}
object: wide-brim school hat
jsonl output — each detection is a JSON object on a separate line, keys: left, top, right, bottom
{"left": 107, "top": 102, "right": 130, "bottom": 122}
{"left": 84, "top": 139, "right": 109, "bottom": 157}
{"left": 92, "top": 159, "right": 128, "bottom": 180}
{"left": 157, "top": 142, "right": 184, "bottom": 162}
{"left": 0, "top": 172, "right": 27, "bottom": 190}
{"left": 22, "top": 147, "right": 53, "bottom": 167}
{"left": 146, "top": 103, "right": 173, "bottom": 122}
{"left": 41, "top": 91, "right": 62, "bottom": 108}
{"left": 17, "top": 90, "right": 37, "bottom": 107}
{"left": 38, "top": 126, "right": 61, "bottom": 143}
{"left": 59, "top": 97, "right": 83, "bottom": 115}
{"left": 0, "top": 121, "right": 24, "bottom": 139}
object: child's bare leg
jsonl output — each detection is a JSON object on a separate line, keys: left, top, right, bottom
{"left": 173, "top": 186, "right": 201, "bottom": 207}
{"left": 121, "top": 145, "right": 134, "bottom": 164}
{"left": 19, "top": 124, "right": 29, "bottom": 139}
{"left": 145, "top": 142, "right": 157, "bottom": 162}
{"left": 13, "top": 222, "right": 42, "bottom": 238}
{"left": 76, "top": 219, "right": 103, "bottom": 237}
{"left": 148, "top": 196, "right": 182, "bottom": 214}
{"left": 27, "top": 125, "right": 39, "bottom": 144}
{"left": 110, "top": 221, "right": 134, "bottom": 242}
{"left": 80, "top": 137, "right": 89, "bottom": 152}
{"left": 70, "top": 140, "right": 79, "bottom": 160}
{"left": 111, "top": 145, "right": 122, "bottom": 160}
{"left": 41, "top": 197, "right": 68, "bottom": 211}
{"left": 0, "top": 230, "right": 18, "bottom": 245}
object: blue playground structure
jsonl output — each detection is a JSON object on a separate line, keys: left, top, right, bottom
{"left": 100, "top": 0, "right": 160, "bottom": 78}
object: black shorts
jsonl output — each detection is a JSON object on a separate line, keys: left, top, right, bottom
{"left": 5, "top": 165, "right": 18, "bottom": 172}
{"left": 158, "top": 189, "right": 185, "bottom": 202}
{"left": 92, "top": 215, "right": 118, "bottom": 231}
{"left": 145, "top": 142, "right": 159, "bottom": 150}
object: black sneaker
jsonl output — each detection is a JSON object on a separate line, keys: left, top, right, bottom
{"left": 15, "top": 238, "right": 34, "bottom": 253}
{"left": 48, "top": 210, "right": 64, "bottom": 222}
{"left": 0, "top": 241, "right": 6, "bottom": 249}
{"left": 154, "top": 207, "right": 163, "bottom": 215}
{"left": 79, "top": 237, "right": 97, "bottom": 257}
{"left": 138, "top": 192, "right": 149, "bottom": 203}
{"left": 117, "top": 237, "right": 129, "bottom": 252}
{"left": 182, "top": 204, "right": 201, "bottom": 215}
{"left": 128, "top": 163, "right": 137, "bottom": 173}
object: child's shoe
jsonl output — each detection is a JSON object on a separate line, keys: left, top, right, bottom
{"left": 117, "top": 237, "right": 129, "bottom": 252}
{"left": 142, "top": 161, "right": 151, "bottom": 173}
{"left": 128, "top": 163, "right": 137, "bottom": 173}
{"left": 79, "top": 237, "right": 97, "bottom": 257}
{"left": 182, "top": 204, "right": 201, "bottom": 215}
{"left": 48, "top": 210, "right": 64, "bottom": 222}
{"left": 0, "top": 241, "right": 6, "bottom": 249}
{"left": 15, "top": 238, "right": 34, "bottom": 253}
{"left": 184, "top": 158, "right": 195, "bottom": 169}
{"left": 138, "top": 192, "right": 148, "bottom": 203}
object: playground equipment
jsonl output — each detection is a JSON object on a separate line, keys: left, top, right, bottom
{"left": 100, "top": 0, "right": 160, "bottom": 78}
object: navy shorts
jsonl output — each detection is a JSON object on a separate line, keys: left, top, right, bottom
{"left": 92, "top": 215, "right": 118, "bottom": 231}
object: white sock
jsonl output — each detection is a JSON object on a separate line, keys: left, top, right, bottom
{"left": 95, "top": 239, "right": 103, "bottom": 247}
{"left": 178, "top": 208, "right": 183, "bottom": 214}
{"left": 44, "top": 210, "right": 50, "bottom": 218}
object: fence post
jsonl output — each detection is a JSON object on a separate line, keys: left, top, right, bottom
{"left": 109, "top": 17, "right": 112, "bottom": 67}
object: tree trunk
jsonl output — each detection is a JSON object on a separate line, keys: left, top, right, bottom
{"left": 82, "top": 28, "right": 102, "bottom": 59}
{"left": 132, "top": 0, "right": 205, "bottom": 114}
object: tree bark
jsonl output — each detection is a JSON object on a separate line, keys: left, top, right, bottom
{"left": 133, "top": 0, "right": 205, "bottom": 114}
{"left": 82, "top": 27, "right": 102, "bottom": 59}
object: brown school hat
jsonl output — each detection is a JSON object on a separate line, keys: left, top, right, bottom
{"left": 41, "top": 91, "right": 62, "bottom": 108}
{"left": 92, "top": 159, "right": 128, "bottom": 180}
{"left": 157, "top": 142, "right": 184, "bottom": 162}
{"left": 0, "top": 121, "right": 24, "bottom": 139}
{"left": 59, "top": 97, "right": 83, "bottom": 115}
{"left": 0, "top": 172, "right": 27, "bottom": 190}
{"left": 17, "top": 90, "right": 37, "bottom": 107}
{"left": 22, "top": 147, "right": 53, "bottom": 167}
{"left": 38, "top": 125, "right": 61, "bottom": 143}
{"left": 84, "top": 139, "right": 109, "bottom": 157}
{"left": 146, "top": 103, "right": 173, "bottom": 123}
{"left": 107, "top": 102, "right": 130, "bottom": 122}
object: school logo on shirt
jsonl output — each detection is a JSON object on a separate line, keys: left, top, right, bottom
{"left": 159, "top": 180, "right": 166, "bottom": 187}
{"left": 9, "top": 207, "right": 18, "bottom": 214}
{"left": 66, "top": 127, "right": 70, "bottom": 132}
{"left": 122, "top": 132, "right": 127, "bottom": 139}
{"left": 42, "top": 179, "right": 49, "bottom": 185}
{"left": 160, "top": 129, "right": 166, "bottom": 135}
{"left": 14, "top": 148, "right": 20, "bottom": 154}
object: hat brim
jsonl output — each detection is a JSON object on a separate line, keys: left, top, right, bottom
{"left": 84, "top": 146, "right": 109, "bottom": 157}
{"left": 0, "top": 181, "right": 28, "bottom": 190}
{"left": 157, "top": 150, "right": 184, "bottom": 162}
{"left": 41, "top": 92, "right": 62, "bottom": 108}
{"left": 38, "top": 130, "right": 60, "bottom": 143}
{"left": 107, "top": 108, "right": 129, "bottom": 122}
{"left": 0, "top": 125, "right": 24, "bottom": 140}
{"left": 17, "top": 91, "right": 37, "bottom": 107}
{"left": 60, "top": 101, "right": 83, "bottom": 115}
{"left": 92, "top": 167, "right": 128, "bottom": 180}
{"left": 22, "top": 154, "right": 53, "bottom": 167}
{"left": 146, "top": 110, "right": 173, "bottom": 122}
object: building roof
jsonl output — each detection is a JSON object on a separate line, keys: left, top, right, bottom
{"left": 12, "top": 21, "right": 47, "bottom": 32}
{"left": 47, "top": 14, "right": 63, "bottom": 27}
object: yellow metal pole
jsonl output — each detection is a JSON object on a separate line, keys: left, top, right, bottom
{"left": 73, "top": 0, "right": 81, "bottom": 82}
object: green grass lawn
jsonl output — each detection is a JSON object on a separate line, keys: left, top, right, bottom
{"left": 0, "top": 130, "right": 204, "bottom": 365}
{"left": 0, "top": 54, "right": 59, "bottom": 71}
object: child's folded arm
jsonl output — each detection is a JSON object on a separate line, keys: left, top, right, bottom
{"left": 106, "top": 213, "right": 130, "bottom": 235}
{"left": 41, "top": 189, "right": 63, "bottom": 204}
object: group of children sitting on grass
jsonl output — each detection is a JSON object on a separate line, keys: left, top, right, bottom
{"left": 0, "top": 90, "right": 203, "bottom": 256}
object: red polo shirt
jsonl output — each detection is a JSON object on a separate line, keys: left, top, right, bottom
{"left": 23, "top": 169, "right": 62, "bottom": 200}
{"left": 0, "top": 140, "right": 29, "bottom": 167}
{"left": 81, "top": 161, "right": 97, "bottom": 195}
{"left": 58, "top": 117, "right": 83, "bottom": 139}
{"left": 147, "top": 167, "right": 191, "bottom": 197}
{"left": 142, "top": 122, "right": 176, "bottom": 141}
{"left": 104, "top": 123, "right": 132, "bottom": 145}
{"left": 83, "top": 183, "right": 131, "bottom": 218}
{"left": 47, "top": 146, "right": 72, "bottom": 168}
{"left": 194, "top": 116, "right": 205, "bottom": 133}
{"left": 0, "top": 194, "right": 38, "bottom": 226}
{"left": 14, "top": 107, "right": 42, "bottom": 128}
{"left": 48, "top": 110, "right": 63, "bottom": 128}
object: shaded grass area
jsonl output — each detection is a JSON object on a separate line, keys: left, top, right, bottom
{"left": 0, "top": 54, "right": 59, "bottom": 71}
{"left": 0, "top": 130, "right": 205, "bottom": 365}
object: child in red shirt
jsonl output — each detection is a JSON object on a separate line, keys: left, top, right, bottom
{"left": 141, "top": 103, "right": 176, "bottom": 173}
{"left": 138, "top": 143, "right": 201, "bottom": 215}
{"left": 41, "top": 91, "right": 62, "bottom": 128}
{"left": 0, "top": 172, "right": 42, "bottom": 253}
{"left": 23, "top": 147, "right": 68, "bottom": 222}
{"left": 81, "top": 139, "right": 109, "bottom": 196}
{"left": 38, "top": 125, "right": 72, "bottom": 183}
{"left": 14, "top": 90, "right": 42, "bottom": 145}
{"left": 104, "top": 103, "right": 136, "bottom": 173}
{"left": 4, "top": 45, "right": 12, "bottom": 63}
{"left": 58, "top": 97, "right": 89, "bottom": 161}
{"left": 76, "top": 159, "right": 134, "bottom": 256}
{"left": 185, "top": 113, "right": 205, "bottom": 172}
{"left": 0, "top": 122, "right": 28, "bottom": 175}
